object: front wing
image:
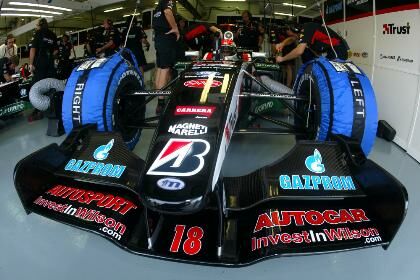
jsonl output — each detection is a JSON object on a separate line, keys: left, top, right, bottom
{"left": 14, "top": 130, "right": 408, "bottom": 266}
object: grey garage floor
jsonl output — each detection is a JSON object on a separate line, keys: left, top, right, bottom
{"left": 0, "top": 114, "right": 419, "bottom": 280}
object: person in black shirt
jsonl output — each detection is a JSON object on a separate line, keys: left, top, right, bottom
{"left": 176, "top": 17, "right": 188, "bottom": 61}
{"left": 152, "top": 0, "right": 179, "bottom": 114}
{"left": 58, "top": 34, "right": 76, "bottom": 61}
{"left": 96, "top": 19, "right": 122, "bottom": 57}
{"left": 276, "top": 22, "right": 349, "bottom": 64}
{"left": 57, "top": 34, "right": 76, "bottom": 79}
{"left": 84, "top": 30, "right": 100, "bottom": 57}
{"left": 235, "top": 10, "right": 264, "bottom": 52}
{"left": 122, "top": 17, "right": 150, "bottom": 73}
{"left": 273, "top": 25, "right": 299, "bottom": 88}
{"left": 0, "top": 55, "right": 19, "bottom": 83}
{"left": 29, "top": 18, "right": 58, "bottom": 83}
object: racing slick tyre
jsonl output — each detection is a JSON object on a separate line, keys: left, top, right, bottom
{"left": 294, "top": 57, "right": 378, "bottom": 155}
{"left": 62, "top": 49, "right": 145, "bottom": 150}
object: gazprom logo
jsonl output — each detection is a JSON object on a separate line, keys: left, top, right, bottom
{"left": 64, "top": 139, "right": 126, "bottom": 179}
{"left": 305, "top": 149, "right": 325, "bottom": 174}
{"left": 278, "top": 149, "right": 356, "bottom": 191}
{"left": 93, "top": 139, "right": 114, "bottom": 161}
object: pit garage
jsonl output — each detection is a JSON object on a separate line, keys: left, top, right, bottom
{"left": 0, "top": 0, "right": 419, "bottom": 279}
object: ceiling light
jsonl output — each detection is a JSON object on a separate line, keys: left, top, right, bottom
{"left": 222, "top": 0, "right": 246, "bottom": 1}
{"left": 274, "top": 12, "right": 294, "bottom": 16}
{"left": 283, "top": 3, "right": 306, "bottom": 8}
{"left": 104, "top": 7, "right": 123, "bottom": 13}
{"left": 123, "top": 13, "right": 140, "bottom": 17}
{"left": 9, "top": 2, "right": 72, "bottom": 12}
{"left": 1, "top": 8, "right": 62, "bottom": 15}
{"left": 0, "top": 13, "right": 53, "bottom": 18}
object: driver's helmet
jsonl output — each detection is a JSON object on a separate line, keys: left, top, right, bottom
{"left": 220, "top": 31, "right": 236, "bottom": 57}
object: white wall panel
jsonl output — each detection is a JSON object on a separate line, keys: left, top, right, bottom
{"left": 373, "top": 67, "right": 420, "bottom": 148}
{"left": 407, "top": 82, "right": 420, "bottom": 161}
{"left": 375, "top": 9, "right": 420, "bottom": 74}
{"left": 329, "top": 22, "right": 346, "bottom": 39}
{"left": 374, "top": 9, "right": 420, "bottom": 152}
{"left": 345, "top": 16, "right": 375, "bottom": 79}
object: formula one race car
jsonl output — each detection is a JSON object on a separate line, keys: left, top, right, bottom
{"left": 14, "top": 31, "right": 407, "bottom": 266}
{"left": 0, "top": 74, "right": 32, "bottom": 126}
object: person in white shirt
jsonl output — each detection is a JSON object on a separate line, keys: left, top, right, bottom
{"left": 0, "top": 34, "right": 18, "bottom": 59}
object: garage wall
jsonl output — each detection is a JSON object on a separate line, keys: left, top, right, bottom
{"left": 326, "top": 0, "right": 420, "bottom": 162}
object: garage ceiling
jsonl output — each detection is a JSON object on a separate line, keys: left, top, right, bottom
{"left": 0, "top": 0, "right": 322, "bottom": 41}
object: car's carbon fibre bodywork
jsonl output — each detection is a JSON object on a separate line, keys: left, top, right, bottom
{"left": 14, "top": 58, "right": 408, "bottom": 266}
{"left": 0, "top": 78, "right": 32, "bottom": 119}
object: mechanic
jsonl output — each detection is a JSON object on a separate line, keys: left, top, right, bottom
{"left": 183, "top": 23, "right": 222, "bottom": 54}
{"left": 57, "top": 34, "right": 76, "bottom": 79}
{"left": 0, "top": 55, "right": 19, "bottom": 83}
{"left": 275, "top": 22, "right": 349, "bottom": 64}
{"left": 122, "top": 16, "right": 150, "bottom": 74}
{"left": 58, "top": 34, "right": 76, "bottom": 61}
{"left": 235, "top": 10, "right": 264, "bottom": 52}
{"left": 176, "top": 17, "right": 189, "bottom": 61}
{"left": 84, "top": 30, "right": 101, "bottom": 57}
{"left": 28, "top": 18, "right": 57, "bottom": 122}
{"left": 152, "top": 0, "right": 179, "bottom": 114}
{"left": 273, "top": 25, "right": 300, "bottom": 88}
{"left": 96, "top": 19, "right": 122, "bottom": 57}
{"left": 29, "top": 18, "right": 58, "bottom": 83}
{"left": 0, "top": 34, "right": 18, "bottom": 59}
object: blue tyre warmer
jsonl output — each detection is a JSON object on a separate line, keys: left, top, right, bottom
{"left": 294, "top": 57, "right": 378, "bottom": 155}
{"left": 62, "top": 49, "right": 144, "bottom": 150}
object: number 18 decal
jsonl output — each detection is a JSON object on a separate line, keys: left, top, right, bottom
{"left": 170, "top": 225, "right": 204, "bottom": 255}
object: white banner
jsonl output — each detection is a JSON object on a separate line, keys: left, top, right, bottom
{"left": 375, "top": 9, "right": 420, "bottom": 74}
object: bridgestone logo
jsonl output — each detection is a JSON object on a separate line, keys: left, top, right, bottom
{"left": 119, "top": 70, "right": 142, "bottom": 86}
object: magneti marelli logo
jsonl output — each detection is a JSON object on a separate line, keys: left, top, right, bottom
{"left": 305, "top": 149, "right": 326, "bottom": 174}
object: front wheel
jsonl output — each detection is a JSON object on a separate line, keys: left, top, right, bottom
{"left": 62, "top": 50, "right": 145, "bottom": 150}
{"left": 294, "top": 57, "right": 378, "bottom": 156}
